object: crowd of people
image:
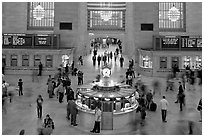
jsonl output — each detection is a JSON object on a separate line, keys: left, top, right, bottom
{"left": 91, "top": 44, "right": 125, "bottom": 68}
{"left": 2, "top": 48, "right": 202, "bottom": 135}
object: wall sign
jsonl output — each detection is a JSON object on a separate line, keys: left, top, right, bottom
{"left": 162, "top": 36, "right": 179, "bottom": 48}
{"left": 3, "top": 34, "right": 32, "bottom": 46}
{"left": 35, "top": 35, "right": 51, "bottom": 46}
{"left": 181, "top": 36, "right": 202, "bottom": 48}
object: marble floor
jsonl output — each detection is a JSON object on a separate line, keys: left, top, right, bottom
{"left": 2, "top": 48, "right": 202, "bottom": 135}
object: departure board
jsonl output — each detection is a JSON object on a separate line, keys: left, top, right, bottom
{"left": 181, "top": 36, "right": 202, "bottom": 48}
{"left": 3, "top": 34, "right": 32, "bottom": 46}
{"left": 161, "top": 36, "right": 179, "bottom": 49}
{"left": 35, "top": 35, "right": 51, "bottom": 46}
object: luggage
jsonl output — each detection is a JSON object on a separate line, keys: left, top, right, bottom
{"left": 150, "top": 102, "right": 157, "bottom": 111}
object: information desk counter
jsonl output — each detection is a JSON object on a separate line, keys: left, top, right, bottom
{"left": 76, "top": 83, "right": 140, "bottom": 130}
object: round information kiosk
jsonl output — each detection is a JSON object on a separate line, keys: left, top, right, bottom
{"left": 76, "top": 65, "right": 139, "bottom": 130}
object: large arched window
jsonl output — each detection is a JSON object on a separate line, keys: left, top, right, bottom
{"left": 87, "top": 2, "right": 126, "bottom": 31}
{"left": 28, "top": 2, "right": 54, "bottom": 30}
{"left": 159, "top": 2, "right": 185, "bottom": 31}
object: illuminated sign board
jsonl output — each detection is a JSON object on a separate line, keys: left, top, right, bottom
{"left": 181, "top": 36, "right": 202, "bottom": 48}
{"left": 35, "top": 35, "right": 51, "bottom": 46}
{"left": 3, "top": 34, "right": 32, "bottom": 46}
{"left": 161, "top": 36, "right": 179, "bottom": 48}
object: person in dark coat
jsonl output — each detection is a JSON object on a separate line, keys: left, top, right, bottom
{"left": 176, "top": 82, "right": 185, "bottom": 111}
{"left": 146, "top": 91, "right": 153, "bottom": 110}
{"left": 175, "top": 82, "right": 185, "bottom": 104}
{"left": 65, "top": 64, "right": 69, "bottom": 74}
{"left": 119, "top": 56, "right": 124, "bottom": 68}
{"left": 93, "top": 49, "right": 97, "bottom": 56}
{"left": 65, "top": 86, "right": 74, "bottom": 103}
{"left": 71, "top": 61, "right": 75, "bottom": 71}
{"left": 36, "top": 95, "right": 43, "bottom": 119}
{"left": 110, "top": 51, "right": 113, "bottom": 60}
{"left": 116, "top": 48, "right": 119, "bottom": 55}
{"left": 38, "top": 62, "right": 43, "bottom": 76}
{"left": 19, "top": 129, "right": 25, "bottom": 135}
{"left": 97, "top": 55, "right": 101, "bottom": 66}
{"left": 77, "top": 70, "right": 83, "bottom": 85}
{"left": 43, "top": 114, "right": 54, "bottom": 134}
{"left": 67, "top": 98, "right": 78, "bottom": 126}
{"left": 197, "top": 98, "right": 202, "bottom": 122}
{"left": 92, "top": 55, "right": 96, "bottom": 66}
{"left": 47, "top": 80, "right": 53, "bottom": 98}
{"left": 66, "top": 89, "right": 74, "bottom": 120}
{"left": 18, "top": 79, "right": 23, "bottom": 96}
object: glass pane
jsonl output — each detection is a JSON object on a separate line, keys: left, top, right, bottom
{"left": 159, "top": 2, "right": 184, "bottom": 31}
{"left": 28, "top": 2, "right": 54, "bottom": 29}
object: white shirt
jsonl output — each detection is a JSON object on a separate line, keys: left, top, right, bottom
{"left": 95, "top": 109, "right": 102, "bottom": 122}
{"left": 160, "top": 99, "right": 169, "bottom": 110}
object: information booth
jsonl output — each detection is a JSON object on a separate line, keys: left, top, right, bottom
{"left": 76, "top": 79, "right": 139, "bottom": 130}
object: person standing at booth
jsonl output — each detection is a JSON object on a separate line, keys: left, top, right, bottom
{"left": 90, "top": 106, "right": 102, "bottom": 133}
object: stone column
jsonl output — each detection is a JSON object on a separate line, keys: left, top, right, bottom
{"left": 76, "top": 2, "right": 88, "bottom": 61}
{"left": 125, "top": 2, "right": 135, "bottom": 60}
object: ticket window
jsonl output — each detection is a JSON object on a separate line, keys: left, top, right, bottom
{"left": 195, "top": 56, "right": 202, "bottom": 69}
{"left": 183, "top": 56, "right": 191, "bottom": 69}
{"left": 34, "top": 55, "right": 41, "bottom": 67}
{"left": 11, "top": 55, "right": 18, "bottom": 67}
{"left": 172, "top": 57, "right": 179, "bottom": 69}
{"left": 62, "top": 55, "right": 69, "bottom": 67}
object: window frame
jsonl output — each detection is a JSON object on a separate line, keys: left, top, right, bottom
{"left": 160, "top": 57, "right": 167, "bottom": 69}
{"left": 45, "top": 55, "right": 53, "bottom": 68}
{"left": 27, "top": 2, "right": 54, "bottom": 30}
{"left": 11, "top": 54, "right": 18, "bottom": 67}
{"left": 159, "top": 2, "right": 186, "bottom": 32}
{"left": 34, "top": 55, "right": 41, "bottom": 67}
{"left": 171, "top": 56, "right": 179, "bottom": 68}
{"left": 22, "top": 55, "right": 29, "bottom": 67}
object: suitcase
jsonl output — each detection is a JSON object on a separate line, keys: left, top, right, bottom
{"left": 150, "top": 102, "right": 157, "bottom": 111}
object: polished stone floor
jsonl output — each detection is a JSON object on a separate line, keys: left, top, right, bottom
{"left": 2, "top": 47, "right": 202, "bottom": 135}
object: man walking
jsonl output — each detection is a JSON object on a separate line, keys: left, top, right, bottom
{"left": 160, "top": 96, "right": 169, "bottom": 122}
{"left": 90, "top": 106, "right": 102, "bottom": 133}
{"left": 36, "top": 95, "right": 43, "bottom": 119}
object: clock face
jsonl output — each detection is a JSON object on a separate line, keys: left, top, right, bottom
{"left": 102, "top": 68, "right": 111, "bottom": 77}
